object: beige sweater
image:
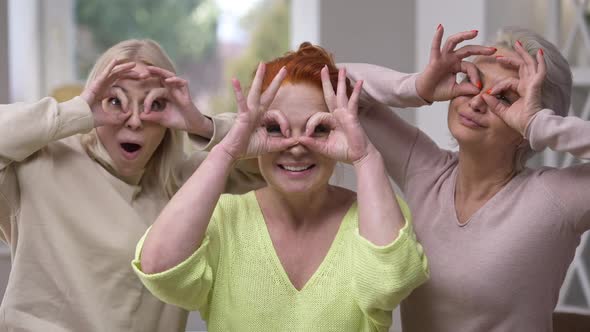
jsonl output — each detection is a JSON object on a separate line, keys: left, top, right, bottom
{"left": 346, "top": 63, "right": 590, "bottom": 332}
{"left": 0, "top": 97, "right": 262, "bottom": 332}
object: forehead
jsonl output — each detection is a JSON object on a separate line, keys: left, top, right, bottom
{"left": 473, "top": 48, "right": 519, "bottom": 84}
{"left": 269, "top": 83, "right": 328, "bottom": 122}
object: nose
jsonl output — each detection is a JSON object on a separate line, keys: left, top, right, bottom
{"left": 468, "top": 93, "right": 488, "bottom": 114}
{"left": 124, "top": 104, "right": 143, "bottom": 130}
{"left": 284, "top": 141, "right": 309, "bottom": 158}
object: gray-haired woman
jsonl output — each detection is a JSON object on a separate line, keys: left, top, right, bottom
{"left": 345, "top": 26, "right": 586, "bottom": 331}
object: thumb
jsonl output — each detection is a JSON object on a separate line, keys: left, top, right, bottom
{"left": 481, "top": 93, "right": 510, "bottom": 118}
{"left": 452, "top": 82, "right": 480, "bottom": 98}
{"left": 265, "top": 137, "right": 298, "bottom": 153}
{"left": 298, "top": 136, "right": 328, "bottom": 155}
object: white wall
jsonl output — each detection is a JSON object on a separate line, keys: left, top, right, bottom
{"left": 0, "top": 0, "right": 9, "bottom": 103}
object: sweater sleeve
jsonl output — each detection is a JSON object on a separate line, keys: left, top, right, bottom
{"left": 0, "top": 97, "right": 94, "bottom": 242}
{"left": 352, "top": 197, "right": 429, "bottom": 329}
{"left": 132, "top": 205, "right": 223, "bottom": 314}
{"left": 525, "top": 109, "right": 590, "bottom": 159}
{"left": 343, "top": 63, "right": 450, "bottom": 189}
{"left": 174, "top": 112, "right": 265, "bottom": 194}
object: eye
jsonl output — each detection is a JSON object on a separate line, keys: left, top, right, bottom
{"left": 313, "top": 124, "right": 330, "bottom": 136}
{"left": 107, "top": 97, "right": 121, "bottom": 108}
{"left": 265, "top": 123, "right": 283, "bottom": 136}
{"left": 495, "top": 93, "right": 513, "bottom": 105}
{"left": 149, "top": 99, "right": 167, "bottom": 112}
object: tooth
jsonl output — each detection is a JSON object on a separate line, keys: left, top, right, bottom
{"left": 284, "top": 165, "right": 310, "bottom": 172}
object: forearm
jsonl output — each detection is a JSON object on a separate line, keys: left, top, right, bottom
{"left": 141, "top": 146, "right": 235, "bottom": 273}
{"left": 354, "top": 148, "right": 405, "bottom": 246}
{"left": 0, "top": 97, "right": 93, "bottom": 168}
{"left": 526, "top": 109, "right": 590, "bottom": 159}
{"left": 341, "top": 63, "right": 430, "bottom": 108}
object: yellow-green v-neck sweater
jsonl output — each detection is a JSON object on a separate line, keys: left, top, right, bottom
{"left": 132, "top": 192, "right": 428, "bottom": 331}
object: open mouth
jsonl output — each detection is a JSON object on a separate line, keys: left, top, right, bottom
{"left": 278, "top": 164, "right": 315, "bottom": 172}
{"left": 120, "top": 142, "right": 142, "bottom": 159}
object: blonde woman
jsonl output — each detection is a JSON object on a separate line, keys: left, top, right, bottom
{"left": 0, "top": 39, "right": 262, "bottom": 331}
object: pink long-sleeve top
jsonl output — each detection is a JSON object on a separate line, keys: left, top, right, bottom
{"left": 344, "top": 63, "right": 590, "bottom": 332}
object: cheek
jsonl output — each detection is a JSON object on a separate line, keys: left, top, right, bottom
{"left": 96, "top": 126, "right": 118, "bottom": 148}
{"left": 144, "top": 125, "right": 167, "bottom": 148}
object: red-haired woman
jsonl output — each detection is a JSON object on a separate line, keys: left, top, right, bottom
{"left": 131, "top": 43, "right": 429, "bottom": 331}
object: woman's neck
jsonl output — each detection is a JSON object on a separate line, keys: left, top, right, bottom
{"left": 256, "top": 185, "right": 346, "bottom": 230}
{"left": 456, "top": 147, "right": 518, "bottom": 201}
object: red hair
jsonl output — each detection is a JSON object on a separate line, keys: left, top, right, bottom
{"left": 260, "top": 42, "right": 352, "bottom": 96}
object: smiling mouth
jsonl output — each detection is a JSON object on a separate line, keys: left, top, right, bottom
{"left": 279, "top": 164, "right": 315, "bottom": 172}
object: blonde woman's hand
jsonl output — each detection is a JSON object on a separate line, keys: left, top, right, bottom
{"left": 482, "top": 42, "right": 546, "bottom": 136}
{"left": 218, "top": 63, "right": 296, "bottom": 160}
{"left": 140, "top": 67, "right": 213, "bottom": 137}
{"left": 298, "top": 67, "right": 373, "bottom": 164}
{"left": 81, "top": 59, "right": 145, "bottom": 127}
{"left": 415, "top": 25, "right": 497, "bottom": 102}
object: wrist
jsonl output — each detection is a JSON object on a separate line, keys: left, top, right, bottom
{"left": 210, "top": 145, "right": 239, "bottom": 164}
{"left": 352, "top": 145, "right": 382, "bottom": 169}
{"left": 415, "top": 71, "right": 434, "bottom": 103}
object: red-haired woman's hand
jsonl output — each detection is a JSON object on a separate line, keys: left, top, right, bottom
{"left": 481, "top": 43, "right": 546, "bottom": 136}
{"left": 415, "top": 25, "right": 496, "bottom": 102}
{"left": 81, "top": 59, "right": 145, "bottom": 127}
{"left": 218, "top": 63, "right": 296, "bottom": 160}
{"left": 139, "top": 67, "right": 213, "bottom": 137}
{"left": 298, "top": 67, "right": 373, "bottom": 164}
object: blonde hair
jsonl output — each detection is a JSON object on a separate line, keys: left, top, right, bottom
{"left": 490, "top": 27, "right": 573, "bottom": 171}
{"left": 81, "top": 39, "right": 185, "bottom": 198}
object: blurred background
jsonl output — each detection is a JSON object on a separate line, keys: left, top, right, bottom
{"left": 0, "top": 0, "right": 589, "bottom": 331}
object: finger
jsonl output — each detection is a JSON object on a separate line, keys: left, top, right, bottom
{"left": 534, "top": 49, "right": 547, "bottom": 87}
{"left": 265, "top": 137, "right": 298, "bottom": 153}
{"left": 164, "top": 77, "right": 188, "bottom": 87}
{"left": 488, "top": 77, "right": 519, "bottom": 95}
{"left": 461, "top": 61, "right": 482, "bottom": 90}
{"left": 336, "top": 68, "right": 348, "bottom": 108}
{"left": 481, "top": 93, "right": 510, "bottom": 117}
{"left": 348, "top": 80, "right": 363, "bottom": 116}
{"left": 495, "top": 55, "right": 523, "bottom": 69}
{"left": 321, "top": 66, "right": 337, "bottom": 111}
{"left": 452, "top": 82, "right": 481, "bottom": 97}
{"left": 454, "top": 45, "right": 496, "bottom": 59}
{"left": 514, "top": 40, "right": 536, "bottom": 74}
{"left": 443, "top": 30, "right": 478, "bottom": 54}
{"left": 146, "top": 66, "right": 176, "bottom": 79}
{"left": 297, "top": 136, "right": 328, "bottom": 155}
{"left": 260, "top": 66, "right": 287, "bottom": 109}
{"left": 143, "top": 88, "right": 168, "bottom": 114}
{"left": 305, "top": 112, "right": 337, "bottom": 137}
{"left": 429, "top": 24, "right": 444, "bottom": 61}
{"left": 247, "top": 63, "right": 266, "bottom": 108}
{"left": 139, "top": 109, "right": 166, "bottom": 123}
{"left": 111, "top": 62, "right": 137, "bottom": 75}
{"left": 263, "top": 110, "right": 291, "bottom": 137}
{"left": 231, "top": 79, "right": 248, "bottom": 115}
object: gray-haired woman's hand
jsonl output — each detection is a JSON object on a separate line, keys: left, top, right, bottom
{"left": 415, "top": 25, "right": 496, "bottom": 103}
{"left": 482, "top": 41, "right": 546, "bottom": 136}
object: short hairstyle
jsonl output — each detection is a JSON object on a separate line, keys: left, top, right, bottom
{"left": 261, "top": 42, "right": 352, "bottom": 96}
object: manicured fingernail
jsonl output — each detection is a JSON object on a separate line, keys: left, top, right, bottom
{"left": 495, "top": 55, "right": 504, "bottom": 59}
{"left": 476, "top": 81, "right": 482, "bottom": 89}
{"left": 472, "top": 30, "right": 478, "bottom": 34}
{"left": 490, "top": 47, "right": 497, "bottom": 52}
{"left": 486, "top": 89, "right": 492, "bottom": 94}
{"left": 437, "top": 24, "right": 442, "bottom": 30}
{"left": 539, "top": 48, "right": 544, "bottom": 56}
{"left": 516, "top": 40, "right": 522, "bottom": 47}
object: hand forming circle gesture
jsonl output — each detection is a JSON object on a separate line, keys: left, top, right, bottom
{"left": 298, "top": 66, "right": 372, "bottom": 164}
{"left": 218, "top": 63, "right": 297, "bottom": 160}
{"left": 481, "top": 42, "right": 546, "bottom": 136}
{"left": 416, "top": 25, "right": 497, "bottom": 102}
{"left": 139, "top": 66, "right": 213, "bottom": 136}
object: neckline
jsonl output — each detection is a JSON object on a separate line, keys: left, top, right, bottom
{"left": 450, "top": 166, "right": 524, "bottom": 227}
{"left": 248, "top": 191, "right": 356, "bottom": 293}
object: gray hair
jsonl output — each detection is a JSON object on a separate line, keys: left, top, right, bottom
{"left": 490, "top": 27, "right": 573, "bottom": 170}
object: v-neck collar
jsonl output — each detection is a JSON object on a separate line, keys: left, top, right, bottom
{"left": 450, "top": 166, "right": 526, "bottom": 227}
{"left": 247, "top": 191, "right": 357, "bottom": 293}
